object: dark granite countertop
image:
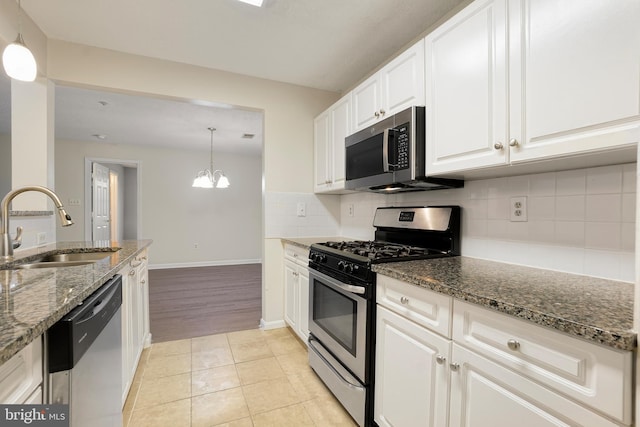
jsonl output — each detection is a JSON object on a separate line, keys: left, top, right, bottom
{"left": 0, "top": 240, "right": 152, "bottom": 364}
{"left": 281, "top": 236, "right": 357, "bottom": 250}
{"left": 373, "top": 257, "right": 636, "bottom": 351}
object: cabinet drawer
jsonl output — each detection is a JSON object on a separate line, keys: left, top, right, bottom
{"left": 284, "top": 244, "right": 309, "bottom": 266}
{"left": 0, "top": 338, "right": 43, "bottom": 404}
{"left": 453, "top": 300, "right": 632, "bottom": 424}
{"left": 377, "top": 274, "right": 452, "bottom": 338}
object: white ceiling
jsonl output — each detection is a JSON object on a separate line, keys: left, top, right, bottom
{"left": 2, "top": 0, "right": 465, "bottom": 153}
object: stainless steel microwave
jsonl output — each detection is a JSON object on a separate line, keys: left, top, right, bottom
{"left": 345, "top": 106, "right": 463, "bottom": 192}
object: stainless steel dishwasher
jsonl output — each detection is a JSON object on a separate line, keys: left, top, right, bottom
{"left": 47, "top": 274, "right": 122, "bottom": 427}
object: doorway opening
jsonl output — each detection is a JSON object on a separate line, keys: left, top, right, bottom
{"left": 84, "top": 158, "right": 141, "bottom": 242}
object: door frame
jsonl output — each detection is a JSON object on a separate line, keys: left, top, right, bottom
{"left": 84, "top": 157, "right": 142, "bottom": 241}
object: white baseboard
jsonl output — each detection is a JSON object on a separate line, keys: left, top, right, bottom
{"left": 260, "top": 318, "right": 287, "bottom": 330}
{"left": 149, "top": 258, "right": 262, "bottom": 270}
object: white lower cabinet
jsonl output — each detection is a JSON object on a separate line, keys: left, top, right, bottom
{"left": 121, "top": 249, "right": 150, "bottom": 407}
{"left": 283, "top": 244, "right": 310, "bottom": 343}
{"left": 375, "top": 274, "right": 633, "bottom": 427}
{"left": 0, "top": 337, "right": 42, "bottom": 404}
{"left": 449, "top": 344, "right": 619, "bottom": 427}
{"left": 375, "top": 306, "right": 450, "bottom": 427}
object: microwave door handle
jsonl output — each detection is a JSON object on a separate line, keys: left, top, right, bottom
{"left": 383, "top": 128, "right": 399, "bottom": 172}
{"left": 383, "top": 128, "right": 391, "bottom": 172}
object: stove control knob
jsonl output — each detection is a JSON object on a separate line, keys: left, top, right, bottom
{"left": 337, "top": 260, "right": 346, "bottom": 271}
{"left": 310, "top": 253, "right": 318, "bottom": 263}
{"left": 319, "top": 255, "right": 327, "bottom": 263}
{"left": 344, "top": 263, "right": 354, "bottom": 274}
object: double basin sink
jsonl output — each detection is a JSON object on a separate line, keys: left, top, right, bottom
{"left": 7, "top": 251, "right": 115, "bottom": 269}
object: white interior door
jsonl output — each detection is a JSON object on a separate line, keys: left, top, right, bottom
{"left": 92, "top": 162, "right": 111, "bottom": 241}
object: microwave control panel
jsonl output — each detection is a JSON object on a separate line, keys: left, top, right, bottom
{"left": 396, "top": 122, "right": 410, "bottom": 170}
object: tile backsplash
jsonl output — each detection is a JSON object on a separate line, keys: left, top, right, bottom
{"left": 340, "top": 164, "right": 636, "bottom": 282}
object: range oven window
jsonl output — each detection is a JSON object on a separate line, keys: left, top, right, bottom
{"left": 312, "top": 278, "right": 358, "bottom": 356}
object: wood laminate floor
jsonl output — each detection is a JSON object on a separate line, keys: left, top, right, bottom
{"left": 148, "top": 264, "right": 262, "bottom": 343}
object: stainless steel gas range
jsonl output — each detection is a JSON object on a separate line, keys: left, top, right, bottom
{"left": 307, "top": 206, "right": 461, "bottom": 426}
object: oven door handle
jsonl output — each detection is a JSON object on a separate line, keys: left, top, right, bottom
{"left": 308, "top": 337, "right": 365, "bottom": 390}
{"left": 310, "top": 268, "right": 366, "bottom": 295}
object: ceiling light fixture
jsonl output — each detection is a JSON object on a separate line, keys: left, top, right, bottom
{"left": 2, "top": 0, "right": 37, "bottom": 82}
{"left": 192, "top": 127, "right": 230, "bottom": 189}
{"left": 237, "top": 0, "right": 264, "bottom": 7}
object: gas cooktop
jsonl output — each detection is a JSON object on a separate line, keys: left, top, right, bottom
{"left": 319, "top": 240, "right": 450, "bottom": 263}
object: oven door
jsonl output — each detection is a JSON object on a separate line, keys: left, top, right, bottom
{"left": 308, "top": 268, "right": 368, "bottom": 382}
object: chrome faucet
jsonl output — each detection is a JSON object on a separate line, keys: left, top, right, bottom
{"left": 1, "top": 186, "right": 74, "bottom": 260}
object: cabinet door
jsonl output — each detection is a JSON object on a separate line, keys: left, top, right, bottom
{"left": 283, "top": 260, "right": 298, "bottom": 329}
{"left": 329, "top": 94, "right": 351, "bottom": 190}
{"left": 382, "top": 39, "right": 425, "bottom": 116}
{"left": 375, "top": 306, "right": 450, "bottom": 427}
{"left": 449, "top": 344, "right": 619, "bottom": 427}
{"left": 509, "top": 0, "right": 640, "bottom": 163}
{"left": 352, "top": 73, "right": 382, "bottom": 131}
{"left": 314, "top": 111, "right": 330, "bottom": 192}
{"left": 120, "top": 267, "right": 133, "bottom": 405}
{"left": 425, "top": 0, "right": 509, "bottom": 174}
{"left": 298, "top": 267, "right": 310, "bottom": 343}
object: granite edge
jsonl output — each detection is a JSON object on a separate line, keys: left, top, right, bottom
{"left": 373, "top": 265, "right": 636, "bottom": 351}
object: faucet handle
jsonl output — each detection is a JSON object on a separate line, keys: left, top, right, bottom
{"left": 12, "top": 226, "right": 23, "bottom": 249}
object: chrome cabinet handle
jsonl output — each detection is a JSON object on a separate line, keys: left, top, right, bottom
{"left": 494, "top": 142, "right": 504, "bottom": 150}
{"left": 379, "top": 109, "right": 386, "bottom": 116}
{"left": 507, "top": 339, "right": 520, "bottom": 351}
{"left": 141, "top": 279, "right": 146, "bottom": 285}
{"left": 129, "top": 270, "right": 135, "bottom": 276}
{"left": 374, "top": 111, "right": 380, "bottom": 118}
{"left": 400, "top": 296, "right": 409, "bottom": 305}
{"left": 436, "top": 354, "right": 446, "bottom": 365}
{"left": 509, "top": 138, "right": 519, "bottom": 147}
{"left": 450, "top": 363, "right": 460, "bottom": 372}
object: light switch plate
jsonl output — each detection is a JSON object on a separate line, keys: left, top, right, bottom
{"left": 68, "top": 198, "right": 81, "bottom": 206}
{"left": 296, "top": 202, "right": 306, "bottom": 217}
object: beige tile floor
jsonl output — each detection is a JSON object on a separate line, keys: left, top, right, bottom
{"left": 123, "top": 327, "right": 358, "bottom": 427}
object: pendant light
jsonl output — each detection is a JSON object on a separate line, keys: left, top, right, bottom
{"left": 192, "top": 127, "right": 230, "bottom": 189}
{"left": 2, "top": 0, "right": 37, "bottom": 82}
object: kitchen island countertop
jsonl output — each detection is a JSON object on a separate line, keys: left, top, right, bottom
{"left": 373, "top": 256, "right": 636, "bottom": 351}
{"left": 0, "top": 240, "right": 152, "bottom": 364}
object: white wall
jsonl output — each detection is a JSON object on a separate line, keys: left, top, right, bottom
{"left": 0, "top": 133, "right": 10, "bottom": 196}
{"left": 341, "top": 164, "right": 636, "bottom": 282}
{"left": 55, "top": 138, "right": 264, "bottom": 266}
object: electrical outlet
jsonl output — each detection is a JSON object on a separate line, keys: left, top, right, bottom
{"left": 297, "top": 202, "right": 306, "bottom": 217}
{"left": 194, "top": 243, "right": 199, "bottom": 249}
{"left": 510, "top": 196, "right": 528, "bottom": 222}
{"left": 348, "top": 204, "right": 354, "bottom": 217}
{"left": 37, "top": 232, "right": 46, "bottom": 245}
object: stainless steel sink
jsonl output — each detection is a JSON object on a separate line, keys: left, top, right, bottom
{"left": 13, "top": 260, "right": 98, "bottom": 269}
{"left": 39, "top": 252, "right": 113, "bottom": 262}
{"left": 8, "top": 250, "right": 117, "bottom": 269}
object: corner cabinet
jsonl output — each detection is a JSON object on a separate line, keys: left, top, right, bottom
{"left": 425, "top": 0, "right": 640, "bottom": 175}
{"left": 283, "top": 244, "right": 310, "bottom": 343}
{"left": 352, "top": 39, "right": 425, "bottom": 131}
{"left": 314, "top": 93, "right": 351, "bottom": 193}
{"left": 120, "top": 249, "right": 150, "bottom": 406}
{"left": 375, "top": 274, "right": 633, "bottom": 427}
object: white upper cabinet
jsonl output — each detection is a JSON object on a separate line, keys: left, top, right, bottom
{"left": 353, "top": 39, "right": 425, "bottom": 131}
{"left": 426, "top": 0, "right": 640, "bottom": 175}
{"left": 314, "top": 93, "right": 352, "bottom": 193}
{"left": 509, "top": 0, "right": 640, "bottom": 163}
